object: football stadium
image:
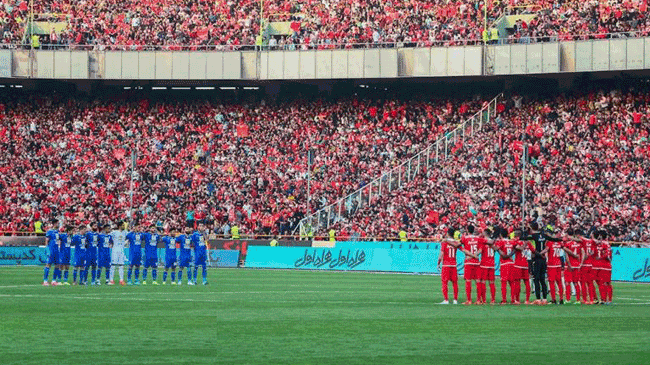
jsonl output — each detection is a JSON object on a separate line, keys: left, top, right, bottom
{"left": 2, "top": 1, "right": 650, "bottom": 364}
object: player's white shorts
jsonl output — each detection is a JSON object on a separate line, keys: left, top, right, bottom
{"left": 111, "top": 249, "right": 126, "bottom": 265}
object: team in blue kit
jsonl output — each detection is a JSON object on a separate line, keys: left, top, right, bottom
{"left": 141, "top": 226, "right": 160, "bottom": 285}
{"left": 43, "top": 221, "right": 62, "bottom": 286}
{"left": 59, "top": 227, "right": 72, "bottom": 284}
{"left": 162, "top": 229, "right": 178, "bottom": 285}
{"left": 72, "top": 226, "right": 88, "bottom": 285}
{"left": 126, "top": 228, "right": 144, "bottom": 285}
{"left": 96, "top": 225, "right": 112, "bottom": 285}
{"left": 176, "top": 227, "right": 194, "bottom": 285}
{"left": 85, "top": 224, "right": 99, "bottom": 285}
{"left": 41, "top": 223, "right": 210, "bottom": 287}
{"left": 192, "top": 223, "right": 209, "bottom": 285}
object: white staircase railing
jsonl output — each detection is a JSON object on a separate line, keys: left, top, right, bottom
{"left": 295, "top": 93, "right": 502, "bottom": 236}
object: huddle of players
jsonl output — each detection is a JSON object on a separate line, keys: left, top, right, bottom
{"left": 42, "top": 221, "right": 210, "bottom": 286}
{"left": 437, "top": 224, "right": 613, "bottom": 305}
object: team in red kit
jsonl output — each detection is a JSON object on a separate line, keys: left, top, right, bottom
{"left": 438, "top": 225, "right": 614, "bottom": 305}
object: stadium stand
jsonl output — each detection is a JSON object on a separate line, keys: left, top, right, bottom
{"left": 1, "top": 0, "right": 648, "bottom": 48}
{"left": 0, "top": 91, "right": 483, "bottom": 236}
{"left": 1, "top": 82, "right": 649, "bottom": 242}
{"left": 327, "top": 87, "right": 650, "bottom": 242}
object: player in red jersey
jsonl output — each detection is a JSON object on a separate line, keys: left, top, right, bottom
{"left": 577, "top": 232, "right": 598, "bottom": 304}
{"left": 460, "top": 225, "right": 489, "bottom": 305}
{"left": 494, "top": 229, "right": 517, "bottom": 304}
{"left": 545, "top": 237, "right": 566, "bottom": 304}
{"left": 594, "top": 232, "right": 613, "bottom": 304}
{"left": 478, "top": 228, "right": 498, "bottom": 304}
{"left": 562, "top": 229, "right": 583, "bottom": 304}
{"left": 513, "top": 231, "right": 535, "bottom": 304}
{"left": 438, "top": 228, "right": 477, "bottom": 304}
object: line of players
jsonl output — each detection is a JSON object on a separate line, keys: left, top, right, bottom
{"left": 437, "top": 225, "right": 613, "bottom": 305}
{"left": 42, "top": 221, "right": 210, "bottom": 286}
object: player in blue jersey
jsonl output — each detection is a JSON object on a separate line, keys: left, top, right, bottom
{"left": 72, "top": 226, "right": 88, "bottom": 285}
{"left": 85, "top": 224, "right": 100, "bottom": 286}
{"left": 43, "top": 221, "right": 61, "bottom": 286}
{"left": 162, "top": 229, "right": 177, "bottom": 285}
{"left": 126, "top": 227, "right": 144, "bottom": 285}
{"left": 59, "top": 226, "right": 72, "bottom": 285}
{"left": 96, "top": 224, "right": 112, "bottom": 285}
{"left": 176, "top": 227, "right": 194, "bottom": 285}
{"left": 142, "top": 225, "right": 160, "bottom": 285}
{"left": 192, "top": 224, "right": 209, "bottom": 285}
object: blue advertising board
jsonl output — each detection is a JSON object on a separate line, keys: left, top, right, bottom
{"left": 0, "top": 247, "right": 49, "bottom": 265}
{"left": 209, "top": 249, "right": 239, "bottom": 268}
{"left": 0, "top": 246, "right": 239, "bottom": 268}
{"left": 246, "top": 246, "right": 445, "bottom": 273}
{"left": 612, "top": 247, "right": 650, "bottom": 282}
{"left": 246, "top": 245, "right": 650, "bottom": 282}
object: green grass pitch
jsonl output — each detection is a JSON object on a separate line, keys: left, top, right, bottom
{"left": 1, "top": 267, "right": 649, "bottom": 365}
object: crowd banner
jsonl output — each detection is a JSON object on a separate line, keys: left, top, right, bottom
{"left": 0, "top": 247, "right": 49, "bottom": 265}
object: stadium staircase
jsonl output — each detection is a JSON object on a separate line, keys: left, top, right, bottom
{"left": 296, "top": 93, "right": 503, "bottom": 237}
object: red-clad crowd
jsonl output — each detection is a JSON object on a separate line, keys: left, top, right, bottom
{"left": 1, "top": 0, "right": 650, "bottom": 49}
{"left": 0, "top": 91, "right": 481, "bottom": 236}
{"left": 328, "top": 88, "right": 650, "bottom": 242}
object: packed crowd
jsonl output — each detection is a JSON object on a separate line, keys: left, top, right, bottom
{"left": 1, "top": 0, "right": 649, "bottom": 49}
{"left": 0, "top": 91, "right": 482, "bottom": 236}
{"left": 329, "top": 88, "right": 650, "bottom": 242}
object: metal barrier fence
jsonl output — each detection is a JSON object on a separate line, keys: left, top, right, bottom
{"left": 295, "top": 94, "right": 502, "bottom": 236}
{"left": 1, "top": 31, "right": 646, "bottom": 52}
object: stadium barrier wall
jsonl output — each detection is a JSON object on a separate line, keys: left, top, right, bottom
{"left": 0, "top": 236, "right": 45, "bottom": 246}
{"left": 245, "top": 245, "right": 650, "bottom": 282}
{"left": 4, "top": 37, "right": 647, "bottom": 80}
{"left": 0, "top": 246, "right": 240, "bottom": 268}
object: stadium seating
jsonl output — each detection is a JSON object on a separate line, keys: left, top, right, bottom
{"left": 328, "top": 89, "right": 650, "bottom": 242}
{"left": 0, "top": 92, "right": 482, "bottom": 235}
{"left": 1, "top": 1, "right": 648, "bottom": 48}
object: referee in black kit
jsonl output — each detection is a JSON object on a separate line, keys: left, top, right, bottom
{"left": 522, "top": 222, "right": 563, "bottom": 304}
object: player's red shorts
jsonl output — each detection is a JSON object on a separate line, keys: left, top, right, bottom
{"left": 596, "top": 269, "right": 611, "bottom": 283}
{"left": 441, "top": 266, "right": 458, "bottom": 282}
{"left": 479, "top": 267, "right": 495, "bottom": 281}
{"left": 513, "top": 266, "right": 529, "bottom": 280}
{"left": 581, "top": 265, "right": 594, "bottom": 282}
{"left": 548, "top": 267, "right": 562, "bottom": 282}
{"left": 564, "top": 267, "right": 581, "bottom": 283}
{"left": 464, "top": 264, "right": 479, "bottom": 280}
{"left": 500, "top": 264, "right": 512, "bottom": 281}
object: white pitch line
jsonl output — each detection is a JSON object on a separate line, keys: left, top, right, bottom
{"left": 0, "top": 293, "right": 431, "bottom": 305}
{"left": 0, "top": 284, "right": 40, "bottom": 288}
{"left": 615, "top": 297, "right": 649, "bottom": 302}
{"left": 2, "top": 293, "right": 649, "bottom": 306}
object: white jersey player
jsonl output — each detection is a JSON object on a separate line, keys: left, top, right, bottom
{"left": 109, "top": 222, "right": 128, "bottom": 285}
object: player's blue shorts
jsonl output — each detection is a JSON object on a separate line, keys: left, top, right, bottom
{"left": 47, "top": 246, "right": 60, "bottom": 265}
{"left": 194, "top": 253, "right": 206, "bottom": 266}
{"left": 98, "top": 250, "right": 110, "bottom": 268}
{"left": 179, "top": 256, "right": 191, "bottom": 268}
{"left": 74, "top": 253, "right": 86, "bottom": 267}
{"left": 144, "top": 257, "right": 157, "bottom": 268}
{"left": 165, "top": 257, "right": 176, "bottom": 269}
{"left": 85, "top": 248, "right": 97, "bottom": 266}
{"left": 129, "top": 251, "right": 142, "bottom": 266}
{"left": 60, "top": 248, "right": 71, "bottom": 265}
